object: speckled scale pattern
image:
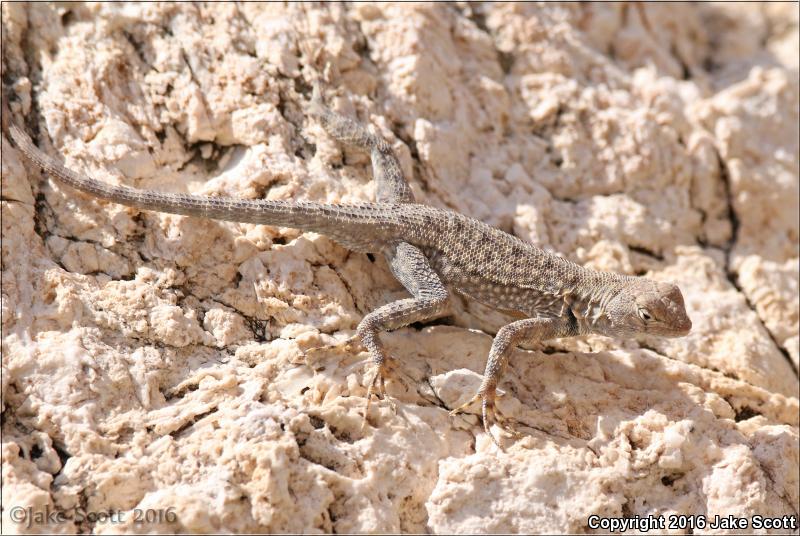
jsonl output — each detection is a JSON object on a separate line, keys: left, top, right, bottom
{"left": 8, "top": 89, "right": 691, "bottom": 444}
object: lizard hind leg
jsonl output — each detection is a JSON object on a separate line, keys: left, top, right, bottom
{"left": 357, "top": 242, "right": 449, "bottom": 425}
{"left": 310, "top": 82, "right": 414, "bottom": 203}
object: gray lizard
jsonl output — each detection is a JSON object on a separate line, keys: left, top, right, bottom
{"left": 6, "top": 85, "right": 691, "bottom": 445}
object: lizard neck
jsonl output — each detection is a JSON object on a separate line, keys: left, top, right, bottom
{"left": 570, "top": 271, "right": 632, "bottom": 335}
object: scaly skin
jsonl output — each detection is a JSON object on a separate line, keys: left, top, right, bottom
{"left": 7, "top": 85, "right": 691, "bottom": 446}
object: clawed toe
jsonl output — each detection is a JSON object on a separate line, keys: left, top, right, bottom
{"left": 303, "top": 335, "right": 361, "bottom": 359}
{"left": 450, "top": 389, "right": 520, "bottom": 447}
{"left": 362, "top": 363, "right": 397, "bottom": 427}
{"left": 449, "top": 392, "right": 481, "bottom": 417}
{"left": 493, "top": 406, "right": 522, "bottom": 438}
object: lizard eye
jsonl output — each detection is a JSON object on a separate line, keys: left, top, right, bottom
{"left": 638, "top": 308, "right": 652, "bottom": 322}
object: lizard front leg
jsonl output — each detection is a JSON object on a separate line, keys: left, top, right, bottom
{"left": 451, "top": 316, "right": 575, "bottom": 446}
{"left": 358, "top": 242, "right": 449, "bottom": 420}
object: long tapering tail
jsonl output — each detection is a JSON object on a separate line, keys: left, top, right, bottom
{"left": 8, "top": 124, "right": 402, "bottom": 248}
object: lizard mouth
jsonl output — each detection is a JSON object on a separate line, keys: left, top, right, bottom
{"left": 659, "top": 316, "right": 692, "bottom": 337}
{"left": 676, "top": 315, "right": 692, "bottom": 335}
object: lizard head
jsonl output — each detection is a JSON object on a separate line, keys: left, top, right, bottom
{"left": 604, "top": 279, "right": 691, "bottom": 338}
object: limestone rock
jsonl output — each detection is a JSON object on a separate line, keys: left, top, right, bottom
{"left": 2, "top": 3, "right": 797, "bottom": 533}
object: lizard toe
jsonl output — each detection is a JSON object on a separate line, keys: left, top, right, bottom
{"left": 450, "top": 387, "right": 517, "bottom": 447}
{"left": 362, "top": 361, "right": 398, "bottom": 423}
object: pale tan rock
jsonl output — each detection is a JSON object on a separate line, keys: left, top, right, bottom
{"left": 2, "top": 2, "right": 797, "bottom": 534}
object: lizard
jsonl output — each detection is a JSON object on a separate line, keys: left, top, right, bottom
{"left": 6, "top": 84, "right": 692, "bottom": 446}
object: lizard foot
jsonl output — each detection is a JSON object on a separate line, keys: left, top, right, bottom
{"left": 362, "top": 362, "right": 397, "bottom": 428}
{"left": 449, "top": 388, "right": 520, "bottom": 447}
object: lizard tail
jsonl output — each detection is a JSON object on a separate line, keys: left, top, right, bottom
{"left": 8, "top": 124, "right": 402, "bottom": 245}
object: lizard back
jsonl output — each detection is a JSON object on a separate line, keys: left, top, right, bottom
{"left": 392, "top": 205, "right": 590, "bottom": 318}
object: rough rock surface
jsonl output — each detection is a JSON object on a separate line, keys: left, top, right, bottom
{"left": 2, "top": 3, "right": 798, "bottom": 534}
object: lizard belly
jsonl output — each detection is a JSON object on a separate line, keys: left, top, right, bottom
{"left": 454, "top": 280, "right": 565, "bottom": 317}
{"left": 427, "top": 250, "right": 566, "bottom": 317}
